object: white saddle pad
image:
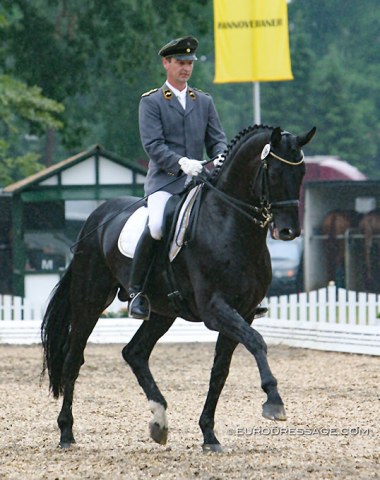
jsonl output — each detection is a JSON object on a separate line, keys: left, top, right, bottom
{"left": 118, "top": 185, "right": 202, "bottom": 261}
{"left": 118, "top": 206, "right": 148, "bottom": 258}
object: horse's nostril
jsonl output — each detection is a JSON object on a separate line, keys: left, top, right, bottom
{"left": 279, "top": 228, "right": 299, "bottom": 240}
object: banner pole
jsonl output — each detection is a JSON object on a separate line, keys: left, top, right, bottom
{"left": 253, "top": 82, "right": 261, "bottom": 125}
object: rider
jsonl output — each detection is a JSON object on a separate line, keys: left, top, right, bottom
{"left": 127, "top": 35, "right": 227, "bottom": 320}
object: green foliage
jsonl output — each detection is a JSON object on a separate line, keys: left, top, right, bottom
{"left": 310, "top": 48, "right": 377, "bottom": 172}
{"left": 281, "top": 0, "right": 380, "bottom": 174}
{"left": 0, "top": 3, "right": 64, "bottom": 186}
{"left": 0, "top": 74, "right": 64, "bottom": 186}
{"left": 0, "top": 0, "right": 379, "bottom": 181}
{"left": 0, "top": 75, "right": 63, "bottom": 132}
{"left": 0, "top": 148, "right": 43, "bottom": 186}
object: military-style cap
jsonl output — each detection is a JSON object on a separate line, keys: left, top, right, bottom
{"left": 158, "top": 36, "right": 198, "bottom": 61}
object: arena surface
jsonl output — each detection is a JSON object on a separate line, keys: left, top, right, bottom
{"left": 0, "top": 342, "right": 379, "bottom": 479}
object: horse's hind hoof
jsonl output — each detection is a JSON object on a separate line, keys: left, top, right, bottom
{"left": 59, "top": 440, "right": 76, "bottom": 449}
{"left": 149, "top": 421, "right": 168, "bottom": 445}
{"left": 262, "top": 402, "right": 287, "bottom": 421}
{"left": 202, "top": 443, "right": 223, "bottom": 453}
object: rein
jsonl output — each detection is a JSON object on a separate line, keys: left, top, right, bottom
{"left": 199, "top": 176, "right": 272, "bottom": 228}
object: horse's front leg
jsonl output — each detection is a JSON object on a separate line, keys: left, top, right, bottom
{"left": 122, "top": 314, "right": 175, "bottom": 445}
{"left": 203, "top": 297, "right": 286, "bottom": 423}
{"left": 199, "top": 332, "right": 239, "bottom": 453}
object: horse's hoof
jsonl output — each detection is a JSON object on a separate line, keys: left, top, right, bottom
{"left": 149, "top": 421, "right": 168, "bottom": 445}
{"left": 202, "top": 443, "right": 223, "bottom": 453}
{"left": 59, "top": 440, "right": 75, "bottom": 449}
{"left": 262, "top": 402, "right": 287, "bottom": 421}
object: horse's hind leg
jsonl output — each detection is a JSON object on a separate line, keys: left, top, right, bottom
{"left": 122, "top": 313, "right": 175, "bottom": 445}
{"left": 199, "top": 332, "right": 239, "bottom": 453}
{"left": 58, "top": 317, "right": 97, "bottom": 447}
{"left": 58, "top": 268, "right": 116, "bottom": 448}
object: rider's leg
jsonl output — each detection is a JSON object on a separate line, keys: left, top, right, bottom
{"left": 128, "top": 226, "right": 159, "bottom": 319}
{"left": 128, "top": 191, "right": 172, "bottom": 320}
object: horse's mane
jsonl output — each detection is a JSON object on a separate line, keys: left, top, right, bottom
{"left": 209, "top": 124, "right": 275, "bottom": 183}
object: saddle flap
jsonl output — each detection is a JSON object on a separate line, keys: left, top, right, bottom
{"left": 168, "top": 185, "right": 202, "bottom": 261}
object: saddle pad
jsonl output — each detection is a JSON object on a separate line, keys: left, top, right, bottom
{"left": 118, "top": 206, "right": 148, "bottom": 258}
{"left": 118, "top": 185, "right": 202, "bottom": 260}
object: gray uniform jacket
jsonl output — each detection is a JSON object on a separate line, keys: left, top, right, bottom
{"left": 139, "top": 83, "right": 227, "bottom": 195}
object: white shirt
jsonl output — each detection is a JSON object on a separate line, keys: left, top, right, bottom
{"left": 166, "top": 81, "right": 187, "bottom": 110}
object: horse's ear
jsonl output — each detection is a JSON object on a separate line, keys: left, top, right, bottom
{"left": 270, "top": 127, "right": 282, "bottom": 147}
{"left": 297, "top": 126, "right": 317, "bottom": 147}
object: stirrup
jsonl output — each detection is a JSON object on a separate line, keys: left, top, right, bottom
{"left": 128, "top": 292, "right": 151, "bottom": 320}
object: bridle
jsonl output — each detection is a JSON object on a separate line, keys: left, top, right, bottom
{"left": 202, "top": 143, "right": 305, "bottom": 229}
{"left": 260, "top": 143, "right": 305, "bottom": 213}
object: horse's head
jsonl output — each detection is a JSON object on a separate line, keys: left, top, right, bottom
{"left": 263, "top": 126, "right": 316, "bottom": 241}
{"left": 210, "top": 124, "right": 316, "bottom": 240}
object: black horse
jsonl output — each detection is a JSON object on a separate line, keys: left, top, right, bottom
{"left": 41, "top": 124, "right": 316, "bottom": 451}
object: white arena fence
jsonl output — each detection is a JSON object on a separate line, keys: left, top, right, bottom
{"left": 1, "top": 284, "right": 380, "bottom": 355}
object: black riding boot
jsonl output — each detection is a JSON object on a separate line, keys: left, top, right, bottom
{"left": 128, "top": 226, "right": 159, "bottom": 320}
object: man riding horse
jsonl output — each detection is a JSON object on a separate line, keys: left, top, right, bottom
{"left": 128, "top": 35, "right": 227, "bottom": 319}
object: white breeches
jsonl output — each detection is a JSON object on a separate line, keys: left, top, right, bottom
{"left": 147, "top": 191, "right": 172, "bottom": 240}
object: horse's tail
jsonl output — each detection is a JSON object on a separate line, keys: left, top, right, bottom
{"left": 41, "top": 262, "right": 73, "bottom": 399}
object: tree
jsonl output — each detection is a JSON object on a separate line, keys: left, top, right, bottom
{"left": 0, "top": 7, "right": 64, "bottom": 186}
{"left": 311, "top": 48, "right": 377, "bottom": 173}
{"left": 0, "top": 0, "right": 211, "bottom": 162}
{"left": 0, "top": 75, "right": 63, "bottom": 186}
{"left": 261, "top": 8, "right": 317, "bottom": 135}
{"left": 1, "top": 0, "right": 380, "bottom": 179}
{"left": 287, "top": 0, "right": 380, "bottom": 173}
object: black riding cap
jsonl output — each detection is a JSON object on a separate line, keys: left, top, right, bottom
{"left": 158, "top": 35, "right": 198, "bottom": 61}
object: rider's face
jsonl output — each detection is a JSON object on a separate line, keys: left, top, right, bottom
{"left": 163, "top": 57, "right": 194, "bottom": 90}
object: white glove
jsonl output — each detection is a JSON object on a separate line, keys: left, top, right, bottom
{"left": 213, "top": 153, "right": 225, "bottom": 167}
{"left": 178, "top": 157, "right": 203, "bottom": 176}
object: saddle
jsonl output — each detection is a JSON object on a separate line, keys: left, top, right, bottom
{"left": 118, "top": 184, "right": 203, "bottom": 261}
{"left": 117, "top": 184, "right": 203, "bottom": 309}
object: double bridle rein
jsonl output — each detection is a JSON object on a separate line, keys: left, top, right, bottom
{"left": 203, "top": 144, "right": 305, "bottom": 228}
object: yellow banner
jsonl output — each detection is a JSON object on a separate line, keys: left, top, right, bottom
{"left": 213, "top": 0, "right": 293, "bottom": 83}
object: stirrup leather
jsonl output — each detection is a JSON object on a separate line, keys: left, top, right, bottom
{"left": 128, "top": 291, "right": 151, "bottom": 320}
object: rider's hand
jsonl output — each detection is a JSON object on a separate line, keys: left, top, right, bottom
{"left": 213, "top": 153, "right": 225, "bottom": 167}
{"left": 178, "top": 157, "right": 203, "bottom": 176}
